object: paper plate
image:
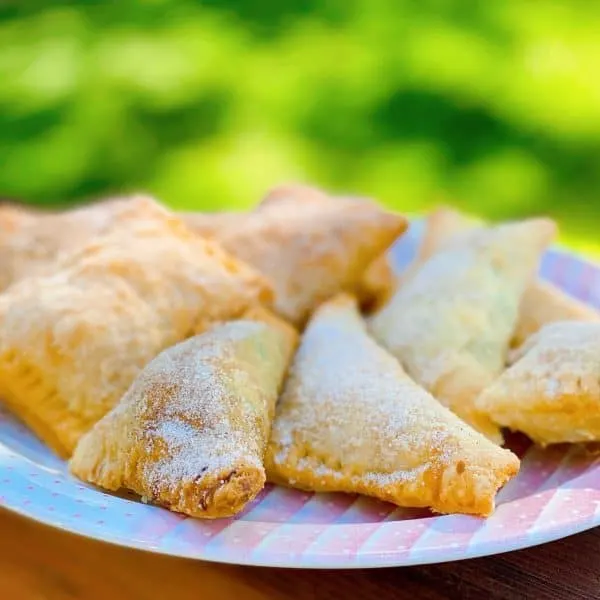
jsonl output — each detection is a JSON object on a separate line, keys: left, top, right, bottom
{"left": 1, "top": 224, "right": 600, "bottom": 568}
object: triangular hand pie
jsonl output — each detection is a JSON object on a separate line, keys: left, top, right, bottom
{"left": 477, "top": 321, "right": 600, "bottom": 445}
{"left": 265, "top": 294, "right": 519, "bottom": 516}
{"left": 71, "top": 317, "right": 297, "bottom": 518}
{"left": 0, "top": 209, "right": 272, "bottom": 457}
{"left": 369, "top": 218, "right": 556, "bottom": 442}
{"left": 183, "top": 184, "right": 407, "bottom": 325}
{"left": 406, "top": 207, "right": 599, "bottom": 347}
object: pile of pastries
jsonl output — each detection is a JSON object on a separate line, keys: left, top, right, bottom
{"left": 1, "top": 185, "right": 599, "bottom": 520}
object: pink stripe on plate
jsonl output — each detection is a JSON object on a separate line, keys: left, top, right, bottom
{"left": 333, "top": 496, "right": 397, "bottom": 524}
{"left": 541, "top": 445, "right": 600, "bottom": 489}
{"left": 536, "top": 486, "right": 600, "bottom": 534}
{"left": 197, "top": 486, "right": 317, "bottom": 557}
{"left": 469, "top": 445, "right": 586, "bottom": 547}
{"left": 159, "top": 517, "right": 235, "bottom": 553}
{"left": 202, "top": 520, "right": 283, "bottom": 560}
{"left": 396, "top": 444, "right": 557, "bottom": 559}
{"left": 384, "top": 505, "right": 431, "bottom": 522}
{"left": 499, "top": 444, "right": 566, "bottom": 504}
{"left": 304, "top": 522, "right": 387, "bottom": 565}
{"left": 563, "top": 454, "right": 600, "bottom": 490}
{"left": 297, "top": 496, "right": 397, "bottom": 564}
{"left": 160, "top": 485, "right": 278, "bottom": 551}
{"left": 250, "top": 493, "right": 356, "bottom": 559}
{"left": 285, "top": 492, "right": 357, "bottom": 524}
{"left": 529, "top": 457, "right": 600, "bottom": 534}
{"left": 238, "top": 485, "right": 313, "bottom": 523}
{"left": 407, "top": 514, "right": 484, "bottom": 560}
{"left": 122, "top": 503, "right": 185, "bottom": 540}
{"left": 355, "top": 516, "right": 432, "bottom": 565}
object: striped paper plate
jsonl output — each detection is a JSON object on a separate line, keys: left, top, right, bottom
{"left": 1, "top": 225, "right": 600, "bottom": 568}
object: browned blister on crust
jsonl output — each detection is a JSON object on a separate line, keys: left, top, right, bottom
{"left": 266, "top": 294, "right": 519, "bottom": 517}
{"left": 0, "top": 209, "right": 272, "bottom": 457}
{"left": 370, "top": 218, "right": 557, "bottom": 442}
{"left": 70, "top": 319, "right": 297, "bottom": 518}
{"left": 477, "top": 321, "right": 600, "bottom": 445}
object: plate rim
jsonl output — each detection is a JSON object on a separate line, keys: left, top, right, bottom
{"left": 2, "top": 493, "right": 598, "bottom": 569}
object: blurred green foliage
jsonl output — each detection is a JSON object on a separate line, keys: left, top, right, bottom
{"left": 1, "top": 0, "right": 599, "bottom": 247}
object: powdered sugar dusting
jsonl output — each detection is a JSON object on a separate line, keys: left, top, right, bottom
{"left": 484, "top": 321, "right": 600, "bottom": 399}
{"left": 511, "top": 321, "right": 600, "bottom": 399}
{"left": 212, "top": 185, "right": 406, "bottom": 324}
{"left": 368, "top": 219, "right": 554, "bottom": 433}
{"left": 371, "top": 221, "right": 552, "bottom": 384}
{"left": 477, "top": 320, "right": 600, "bottom": 444}
{"left": 269, "top": 295, "right": 514, "bottom": 503}
{"left": 123, "top": 320, "right": 284, "bottom": 495}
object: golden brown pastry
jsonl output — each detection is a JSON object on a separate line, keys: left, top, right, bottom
{"left": 71, "top": 317, "right": 297, "bottom": 518}
{"left": 477, "top": 321, "right": 600, "bottom": 445}
{"left": 266, "top": 294, "right": 519, "bottom": 517}
{"left": 511, "top": 281, "right": 600, "bottom": 348}
{"left": 0, "top": 210, "right": 272, "bottom": 457}
{"left": 369, "top": 218, "right": 557, "bottom": 442}
{"left": 183, "top": 184, "right": 407, "bottom": 325}
{"left": 183, "top": 196, "right": 400, "bottom": 317}
{"left": 407, "top": 207, "right": 599, "bottom": 347}
{"left": 0, "top": 195, "right": 170, "bottom": 291}
{"left": 356, "top": 254, "right": 397, "bottom": 313}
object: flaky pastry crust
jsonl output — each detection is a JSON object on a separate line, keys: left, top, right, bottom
{"left": 370, "top": 218, "right": 556, "bottom": 442}
{"left": 407, "top": 207, "right": 599, "bottom": 347}
{"left": 183, "top": 184, "right": 407, "bottom": 325}
{"left": 71, "top": 318, "right": 297, "bottom": 518}
{"left": 0, "top": 209, "right": 272, "bottom": 456}
{"left": 477, "top": 321, "right": 600, "bottom": 445}
{"left": 266, "top": 294, "right": 519, "bottom": 517}
{"left": 511, "top": 281, "right": 600, "bottom": 348}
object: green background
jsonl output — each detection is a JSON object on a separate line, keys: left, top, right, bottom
{"left": 1, "top": 1, "right": 599, "bottom": 252}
